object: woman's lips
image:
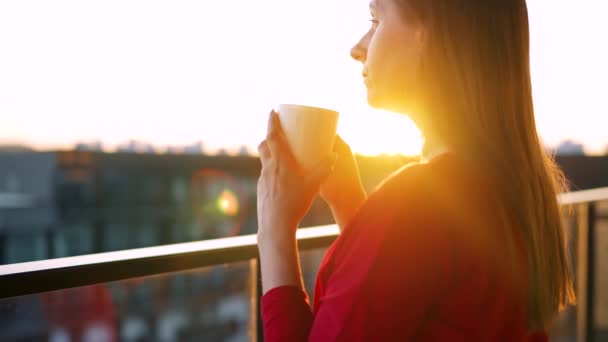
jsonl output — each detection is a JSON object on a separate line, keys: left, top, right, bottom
{"left": 362, "top": 68, "right": 369, "bottom": 86}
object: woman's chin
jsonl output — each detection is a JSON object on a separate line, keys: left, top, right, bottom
{"left": 366, "top": 91, "right": 383, "bottom": 109}
{"left": 366, "top": 90, "right": 413, "bottom": 115}
{"left": 366, "top": 92, "right": 396, "bottom": 112}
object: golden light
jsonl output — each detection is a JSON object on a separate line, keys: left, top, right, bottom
{"left": 216, "top": 189, "right": 239, "bottom": 217}
{"left": 339, "top": 108, "right": 423, "bottom": 157}
{"left": 2, "top": 0, "right": 604, "bottom": 155}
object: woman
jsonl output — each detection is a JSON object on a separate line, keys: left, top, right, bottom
{"left": 256, "top": 0, "right": 575, "bottom": 340}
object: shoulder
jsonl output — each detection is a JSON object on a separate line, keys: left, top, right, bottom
{"left": 323, "top": 156, "right": 474, "bottom": 303}
{"left": 351, "top": 154, "right": 488, "bottom": 265}
{"left": 364, "top": 160, "right": 433, "bottom": 210}
{"left": 365, "top": 154, "right": 472, "bottom": 224}
{"left": 366, "top": 154, "right": 524, "bottom": 281}
{"left": 341, "top": 155, "right": 465, "bottom": 248}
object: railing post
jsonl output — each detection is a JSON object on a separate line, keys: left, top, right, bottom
{"left": 577, "top": 203, "right": 596, "bottom": 342}
{"left": 256, "top": 257, "right": 264, "bottom": 342}
{"left": 0, "top": 232, "right": 5, "bottom": 264}
{"left": 577, "top": 203, "right": 588, "bottom": 342}
{"left": 586, "top": 203, "right": 596, "bottom": 342}
{"left": 248, "top": 258, "right": 261, "bottom": 342}
{"left": 45, "top": 228, "right": 55, "bottom": 259}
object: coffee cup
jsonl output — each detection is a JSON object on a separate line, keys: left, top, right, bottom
{"left": 276, "top": 104, "right": 339, "bottom": 171}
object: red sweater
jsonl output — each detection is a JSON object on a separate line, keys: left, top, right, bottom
{"left": 261, "top": 154, "right": 549, "bottom": 341}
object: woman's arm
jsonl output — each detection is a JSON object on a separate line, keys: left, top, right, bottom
{"left": 256, "top": 111, "right": 335, "bottom": 341}
{"left": 261, "top": 172, "right": 458, "bottom": 341}
{"left": 306, "top": 219, "right": 455, "bottom": 341}
{"left": 258, "top": 234, "right": 305, "bottom": 295}
{"left": 260, "top": 214, "right": 453, "bottom": 342}
{"left": 258, "top": 234, "right": 314, "bottom": 341}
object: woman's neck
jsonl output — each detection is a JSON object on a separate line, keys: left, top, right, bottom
{"left": 403, "top": 107, "right": 451, "bottom": 162}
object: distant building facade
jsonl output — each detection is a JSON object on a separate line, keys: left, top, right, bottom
{"left": 0, "top": 152, "right": 266, "bottom": 264}
{"left": 0, "top": 151, "right": 607, "bottom": 341}
{"left": 555, "top": 140, "right": 585, "bottom": 156}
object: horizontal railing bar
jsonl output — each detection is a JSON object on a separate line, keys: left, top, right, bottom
{"left": 559, "top": 187, "right": 608, "bottom": 205}
{"left": 0, "top": 186, "right": 606, "bottom": 300}
{"left": 0, "top": 225, "right": 339, "bottom": 299}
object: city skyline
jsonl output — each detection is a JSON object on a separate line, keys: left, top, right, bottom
{"left": 1, "top": 0, "right": 607, "bottom": 156}
{"left": 0, "top": 136, "right": 602, "bottom": 157}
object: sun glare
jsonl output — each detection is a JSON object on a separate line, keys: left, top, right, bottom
{"left": 0, "top": 0, "right": 605, "bottom": 155}
{"left": 340, "top": 108, "right": 423, "bottom": 156}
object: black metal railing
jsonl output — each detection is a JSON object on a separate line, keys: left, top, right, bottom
{"left": 0, "top": 187, "right": 607, "bottom": 341}
{"left": 558, "top": 187, "right": 608, "bottom": 342}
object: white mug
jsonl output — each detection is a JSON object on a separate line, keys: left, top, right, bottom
{"left": 276, "top": 104, "right": 339, "bottom": 171}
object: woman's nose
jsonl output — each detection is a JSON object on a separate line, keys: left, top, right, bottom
{"left": 350, "top": 41, "right": 366, "bottom": 62}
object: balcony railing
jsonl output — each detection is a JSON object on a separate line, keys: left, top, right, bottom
{"left": 1, "top": 187, "right": 607, "bottom": 341}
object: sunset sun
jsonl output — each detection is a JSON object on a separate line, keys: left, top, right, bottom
{"left": 339, "top": 108, "right": 423, "bottom": 156}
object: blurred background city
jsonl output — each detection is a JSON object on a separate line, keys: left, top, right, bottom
{"left": 0, "top": 0, "right": 607, "bottom": 341}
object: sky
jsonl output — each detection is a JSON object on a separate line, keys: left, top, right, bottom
{"left": 0, "top": 0, "right": 606, "bottom": 156}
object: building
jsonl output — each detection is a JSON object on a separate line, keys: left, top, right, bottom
{"left": 555, "top": 139, "right": 585, "bottom": 156}
{"left": 1, "top": 151, "right": 607, "bottom": 340}
{"left": 0, "top": 151, "right": 264, "bottom": 264}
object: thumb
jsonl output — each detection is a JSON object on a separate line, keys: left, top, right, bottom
{"left": 307, "top": 153, "right": 338, "bottom": 187}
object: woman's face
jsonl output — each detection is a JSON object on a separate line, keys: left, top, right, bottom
{"left": 351, "top": 0, "right": 425, "bottom": 113}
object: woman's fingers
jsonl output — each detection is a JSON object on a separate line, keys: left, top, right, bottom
{"left": 258, "top": 140, "right": 271, "bottom": 163}
{"left": 307, "top": 153, "right": 337, "bottom": 187}
{"left": 266, "top": 110, "right": 297, "bottom": 167}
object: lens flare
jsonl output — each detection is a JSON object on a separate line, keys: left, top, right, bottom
{"left": 217, "top": 189, "right": 239, "bottom": 216}
{"left": 190, "top": 168, "right": 249, "bottom": 237}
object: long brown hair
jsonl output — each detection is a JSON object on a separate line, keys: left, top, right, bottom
{"left": 397, "top": 0, "right": 575, "bottom": 330}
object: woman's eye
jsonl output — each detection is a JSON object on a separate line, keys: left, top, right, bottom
{"left": 369, "top": 19, "right": 379, "bottom": 29}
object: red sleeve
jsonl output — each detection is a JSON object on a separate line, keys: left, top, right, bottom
{"left": 307, "top": 195, "right": 457, "bottom": 341}
{"left": 262, "top": 166, "right": 457, "bottom": 341}
{"left": 261, "top": 159, "right": 539, "bottom": 341}
{"left": 261, "top": 285, "right": 313, "bottom": 341}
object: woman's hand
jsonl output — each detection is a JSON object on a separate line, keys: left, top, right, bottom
{"left": 257, "top": 110, "right": 337, "bottom": 245}
{"left": 257, "top": 110, "right": 336, "bottom": 294}
{"left": 319, "top": 136, "right": 367, "bottom": 231}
